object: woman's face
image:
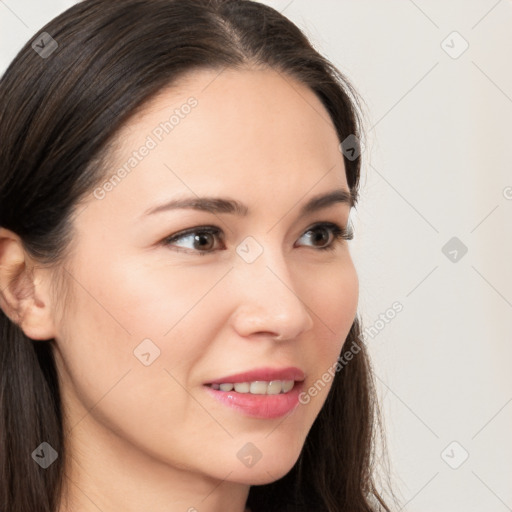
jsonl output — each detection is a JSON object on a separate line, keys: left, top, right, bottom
{"left": 52, "top": 67, "right": 358, "bottom": 496}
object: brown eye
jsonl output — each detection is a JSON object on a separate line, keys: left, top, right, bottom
{"left": 162, "top": 227, "right": 223, "bottom": 255}
{"left": 162, "top": 222, "right": 353, "bottom": 256}
{"left": 296, "top": 222, "right": 353, "bottom": 251}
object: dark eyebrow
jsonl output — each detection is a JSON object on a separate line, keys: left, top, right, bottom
{"left": 142, "top": 188, "right": 353, "bottom": 218}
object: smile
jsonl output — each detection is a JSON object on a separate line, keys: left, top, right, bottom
{"left": 207, "top": 380, "right": 295, "bottom": 395}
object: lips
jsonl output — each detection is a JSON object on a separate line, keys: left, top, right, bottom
{"left": 203, "top": 366, "right": 305, "bottom": 419}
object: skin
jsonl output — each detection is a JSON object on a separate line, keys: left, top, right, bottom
{"left": 0, "top": 66, "right": 358, "bottom": 512}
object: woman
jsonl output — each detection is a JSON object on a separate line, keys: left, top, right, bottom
{"left": 0, "top": 1, "right": 394, "bottom": 510}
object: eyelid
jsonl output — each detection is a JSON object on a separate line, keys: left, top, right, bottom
{"left": 161, "top": 220, "right": 353, "bottom": 254}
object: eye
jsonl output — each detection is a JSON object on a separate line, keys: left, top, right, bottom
{"left": 162, "top": 226, "right": 223, "bottom": 256}
{"left": 161, "top": 222, "right": 353, "bottom": 256}
{"left": 295, "top": 222, "right": 353, "bottom": 252}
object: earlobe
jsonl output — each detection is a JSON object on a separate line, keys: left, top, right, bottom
{"left": 0, "top": 228, "right": 57, "bottom": 341}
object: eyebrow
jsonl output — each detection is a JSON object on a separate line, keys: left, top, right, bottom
{"left": 142, "top": 188, "right": 353, "bottom": 218}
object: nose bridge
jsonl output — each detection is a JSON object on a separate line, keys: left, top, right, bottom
{"left": 231, "top": 237, "right": 314, "bottom": 339}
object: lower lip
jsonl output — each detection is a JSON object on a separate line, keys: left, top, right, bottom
{"left": 203, "top": 382, "right": 303, "bottom": 419}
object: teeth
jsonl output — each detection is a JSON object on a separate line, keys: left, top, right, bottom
{"left": 249, "top": 381, "right": 268, "bottom": 394}
{"left": 282, "top": 380, "right": 294, "bottom": 393}
{"left": 210, "top": 380, "right": 295, "bottom": 395}
{"left": 267, "top": 380, "right": 283, "bottom": 395}
{"left": 234, "top": 382, "right": 250, "bottom": 393}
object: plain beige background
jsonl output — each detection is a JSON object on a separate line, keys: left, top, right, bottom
{"left": 1, "top": 1, "right": 511, "bottom": 510}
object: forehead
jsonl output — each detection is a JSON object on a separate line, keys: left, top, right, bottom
{"left": 87, "top": 67, "right": 349, "bottom": 221}
{"left": 120, "top": 66, "right": 342, "bottom": 156}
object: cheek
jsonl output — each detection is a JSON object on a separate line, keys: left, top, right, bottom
{"left": 54, "top": 256, "right": 225, "bottom": 469}
{"left": 305, "top": 255, "right": 358, "bottom": 346}
{"left": 55, "top": 250, "right": 228, "bottom": 410}
{"left": 61, "top": 249, "right": 223, "bottom": 347}
{"left": 298, "top": 258, "right": 358, "bottom": 408}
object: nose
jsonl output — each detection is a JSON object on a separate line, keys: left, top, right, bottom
{"left": 229, "top": 244, "right": 315, "bottom": 342}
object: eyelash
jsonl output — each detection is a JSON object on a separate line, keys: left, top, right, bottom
{"left": 161, "top": 222, "right": 353, "bottom": 256}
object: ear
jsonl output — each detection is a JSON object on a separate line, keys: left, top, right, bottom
{"left": 0, "top": 227, "right": 58, "bottom": 340}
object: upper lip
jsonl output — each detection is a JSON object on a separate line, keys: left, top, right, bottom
{"left": 205, "top": 366, "right": 305, "bottom": 385}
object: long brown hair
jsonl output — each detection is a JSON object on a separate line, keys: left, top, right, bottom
{"left": 0, "top": 1, "right": 395, "bottom": 510}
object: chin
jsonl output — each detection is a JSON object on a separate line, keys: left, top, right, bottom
{"left": 227, "top": 449, "right": 302, "bottom": 486}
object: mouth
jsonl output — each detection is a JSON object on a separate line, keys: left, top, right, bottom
{"left": 203, "top": 367, "right": 305, "bottom": 419}
{"left": 206, "top": 380, "right": 296, "bottom": 395}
